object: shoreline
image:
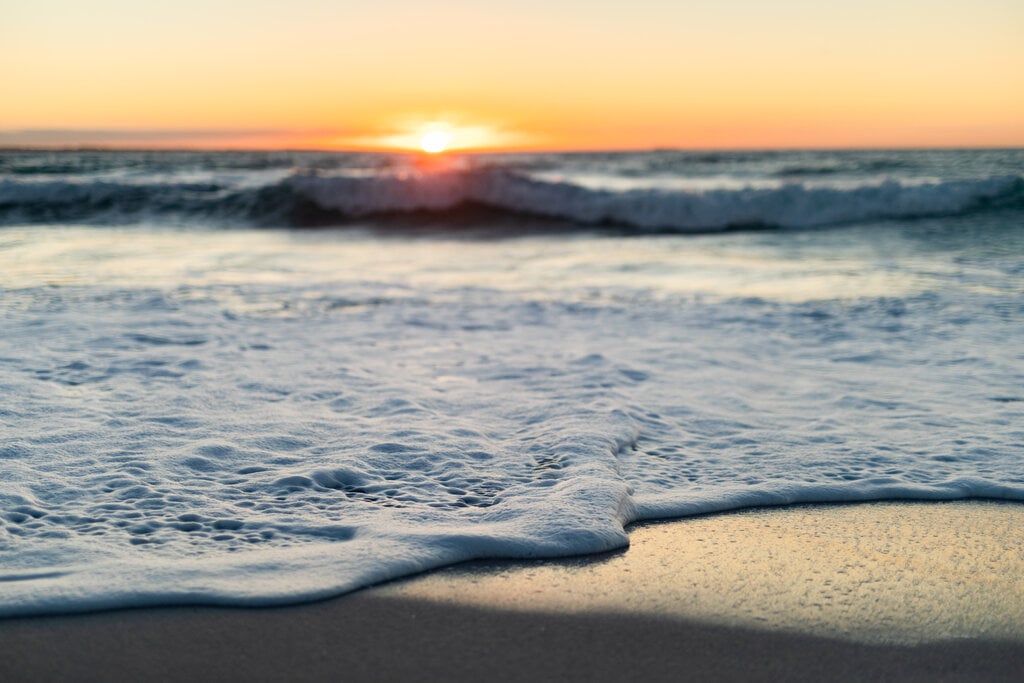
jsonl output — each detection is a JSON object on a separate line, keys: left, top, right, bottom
{"left": 379, "top": 499, "right": 1024, "bottom": 645}
{"left": 2, "top": 500, "right": 1023, "bottom": 682}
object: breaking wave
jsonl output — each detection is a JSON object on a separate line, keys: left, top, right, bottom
{"left": 2, "top": 169, "right": 1022, "bottom": 232}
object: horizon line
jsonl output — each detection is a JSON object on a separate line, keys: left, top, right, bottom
{"left": 3, "top": 143, "right": 1023, "bottom": 155}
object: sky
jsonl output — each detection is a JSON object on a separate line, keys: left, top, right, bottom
{"left": 2, "top": 0, "right": 1022, "bottom": 151}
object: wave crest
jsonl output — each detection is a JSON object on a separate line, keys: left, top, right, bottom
{"left": 292, "top": 170, "right": 1024, "bottom": 230}
{"left": 2, "top": 170, "right": 1021, "bottom": 231}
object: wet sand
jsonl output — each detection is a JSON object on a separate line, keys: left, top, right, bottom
{"left": 2, "top": 501, "right": 1022, "bottom": 682}
{"left": 381, "top": 500, "right": 1024, "bottom": 645}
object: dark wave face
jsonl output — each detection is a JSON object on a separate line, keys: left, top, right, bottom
{"left": 1, "top": 149, "right": 1022, "bottom": 232}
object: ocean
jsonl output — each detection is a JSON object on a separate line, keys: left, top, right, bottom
{"left": 1, "top": 148, "right": 1022, "bottom": 616}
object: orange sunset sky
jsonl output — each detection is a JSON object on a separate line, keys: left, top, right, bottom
{"left": 2, "top": 0, "right": 1022, "bottom": 151}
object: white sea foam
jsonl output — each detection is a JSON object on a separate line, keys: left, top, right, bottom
{"left": 1, "top": 221, "right": 1023, "bottom": 617}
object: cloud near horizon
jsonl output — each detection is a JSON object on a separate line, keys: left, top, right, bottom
{"left": 0, "top": 128, "right": 349, "bottom": 150}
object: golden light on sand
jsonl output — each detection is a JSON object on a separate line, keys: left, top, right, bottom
{"left": 420, "top": 129, "right": 452, "bottom": 154}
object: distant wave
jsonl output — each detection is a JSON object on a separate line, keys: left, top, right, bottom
{"left": 2, "top": 170, "right": 1022, "bottom": 231}
{"left": 0, "top": 178, "right": 310, "bottom": 227}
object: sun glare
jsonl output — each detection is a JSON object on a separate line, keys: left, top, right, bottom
{"left": 352, "top": 119, "right": 529, "bottom": 153}
{"left": 420, "top": 129, "right": 452, "bottom": 154}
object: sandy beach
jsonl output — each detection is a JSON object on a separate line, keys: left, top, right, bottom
{"left": 2, "top": 500, "right": 1022, "bottom": 682}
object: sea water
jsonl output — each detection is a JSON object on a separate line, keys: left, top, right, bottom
{"left": 1, "top": 149, "right": 1022, "bottom": 616}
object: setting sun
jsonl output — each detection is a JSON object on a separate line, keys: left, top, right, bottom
{"left": 350, "top": 119, "right": 526, "bottom": 153}
{"left": 420, "top": 129, "right": 452, "bottom": 154}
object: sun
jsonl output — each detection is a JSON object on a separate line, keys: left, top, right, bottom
{"left": 420, "top": 129, "right": 452, "bottom": 154}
